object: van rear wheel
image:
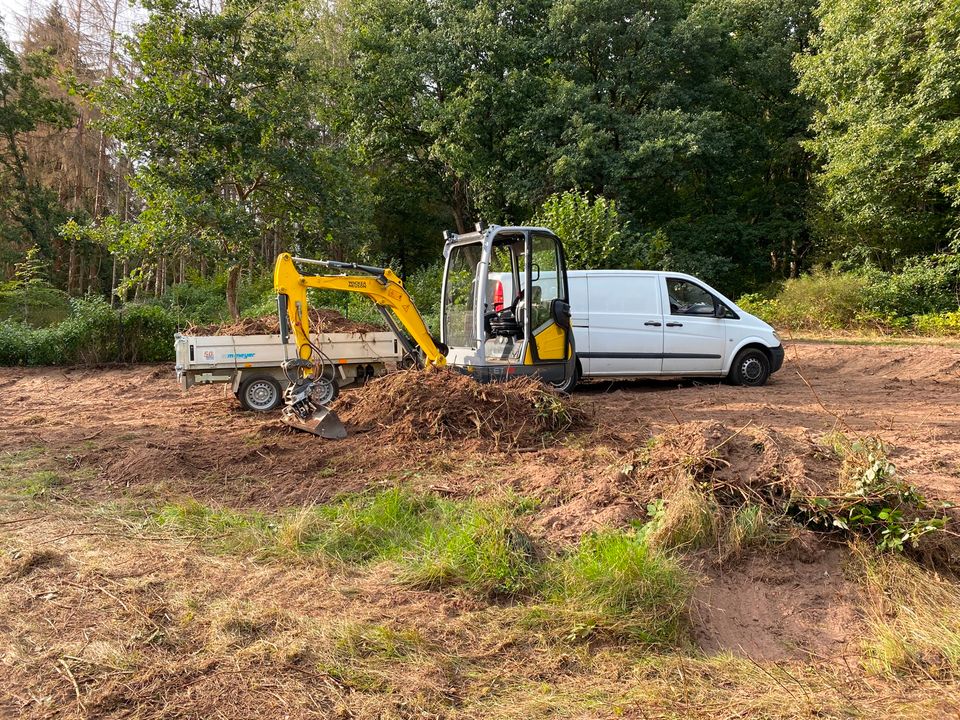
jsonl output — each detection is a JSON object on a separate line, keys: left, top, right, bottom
{"left": 729, "top": 348, "right": 770, "bottom": 387}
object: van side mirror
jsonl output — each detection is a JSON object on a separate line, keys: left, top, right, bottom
{"left": 715, "top": 303, "right": 728, "bottom": 319}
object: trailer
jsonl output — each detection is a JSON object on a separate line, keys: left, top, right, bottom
{"left": 174, "top": 331, "right": 403, "bottom": 411}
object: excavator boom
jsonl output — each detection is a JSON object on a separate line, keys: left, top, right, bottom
{"left": 273, "top": 253, "right": 445, "bottom": 436}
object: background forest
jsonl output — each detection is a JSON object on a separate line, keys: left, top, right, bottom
{"left": 1, "top": 0, "right": 959, "bottom": 364}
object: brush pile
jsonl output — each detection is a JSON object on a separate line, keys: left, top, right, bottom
{"left": 183, "top": 308, "right": 383, "bottom": 336}
{"left": 332, "top": 368, "right": 584, "bottom": 448}
{"left": 626, "top": 421, "right": 958, "bottom": 564}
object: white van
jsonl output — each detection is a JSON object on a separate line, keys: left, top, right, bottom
{"left": 564, "top": 270, "right": 784, "bottom": 386}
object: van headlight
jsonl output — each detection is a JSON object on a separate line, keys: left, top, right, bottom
{"left": 772, "top": 330, "right": 782, "bottom": 342}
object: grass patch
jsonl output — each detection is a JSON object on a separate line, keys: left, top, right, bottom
{"left": 401, "top": 501, "right": 538, "bottom": 597}
{"left": 859, "top": 549, "right": 960, "bottom": 679}
{"left": 152, "top": 490, "right": 695, "bottom": 645}
{"left": 538, "top": 529, "right": 691, "bottom": 644}
{"left": 153, "top": 500, "right": 273, "bottom": 554}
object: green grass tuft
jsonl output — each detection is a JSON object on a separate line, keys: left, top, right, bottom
{"left": 542, "top": 530, "right": 692, "bottom": 644}
{"left": 400, "top": 502, "right": 537, "bottom": 597}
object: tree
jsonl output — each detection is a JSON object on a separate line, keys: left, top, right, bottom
{"left": 795, "top": 0, "right": 960, "bottom": 260}
{"left": 0, "top": 25, "right": 76, "bottom": 275}
{"left": 531, "top": 191, "right": 631, "bottom": 269}
{"left": 96, "top": 0, "right": 372, "bottom": 317}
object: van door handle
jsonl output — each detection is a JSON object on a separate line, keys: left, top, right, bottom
{"left": 644, "top": 321, "right": 661, "bottom": 327}
{"left": 666, "top": 322, "right": 683, "bottom": 327}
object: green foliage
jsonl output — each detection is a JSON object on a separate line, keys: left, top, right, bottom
{"left": 0, "top": 281, "right": 69, "bottom": 326}
{"left": 0, "top": 32, "right": 76, "bottom": 263}
{"left": 94, "top": 0, "right": 374, "bottom": 314}
{"left": 797, "top": 439, "right": 950, "bottom": 554}
{"left": 795, "top": 0, "right": 960, "bottom": 254}
{"left": 531, "top": 191, "right": 631, "bottom": 270}
{"left": 738, "top": 253, "right": 960, "bottom": 336}
{"left": 0, "top": 296, "right": 178, "bottom": 365}
{"left": 404, "top": 262, "right": 444, "bottom": 336}
{"left": 543, "top": 529, "right": 691, "bottom": 644}
{"left": 340, "top": 0, "right": 817, "bottom": 293}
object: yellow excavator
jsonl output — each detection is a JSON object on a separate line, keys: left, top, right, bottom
{"left": 274, "top": 224, "right": 577, "bottom": 437}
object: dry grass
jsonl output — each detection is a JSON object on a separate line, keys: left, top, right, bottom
{"left": 858, "top": 547, "right": 960, "bottom": 679}
{"left": 3, "top": 509, "right": 960, "bottom": 719}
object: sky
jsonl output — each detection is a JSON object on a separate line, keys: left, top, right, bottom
{"left": 0, "top": 0, "right": 32, "bottom": 40}
{"left": 0, "top": 0, "right": 143, "bottom": 45}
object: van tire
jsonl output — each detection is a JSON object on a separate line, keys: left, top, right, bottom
{"left": 551, "top": 359, "right": 580, "bottom": 394}
{"left": 729, "top": 348, "right": 770, "bottom": 387}
{"left": 238, "top": 374, "right": 284, "bottom": 412}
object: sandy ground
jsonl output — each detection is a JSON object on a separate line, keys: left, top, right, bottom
{"left": 2, "top": 341, "right": 960, "bottom": 717}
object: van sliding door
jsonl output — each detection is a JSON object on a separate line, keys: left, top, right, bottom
{"left": 584, "top": 274, "right": 663, "bottom": 376}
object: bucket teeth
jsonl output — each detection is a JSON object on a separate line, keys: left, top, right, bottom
{"left": 282, "top": 406, "right": 348, "bottom": 439}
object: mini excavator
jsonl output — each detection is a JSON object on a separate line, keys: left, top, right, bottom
{"left": 274, "top": 225, "right": 577, "bottom": 437}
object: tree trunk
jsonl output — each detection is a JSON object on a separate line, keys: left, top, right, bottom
{"left": 451, "top": 176, "right": 470, "bottom": 234}
{"left": 110, "top": 255, "right": 117, "bottom": 306}
{"left": 226, "top": 264, "right": 241, "bottom": 319}
{"left": 67, "top": 240, "right": 78, "bottom": 294}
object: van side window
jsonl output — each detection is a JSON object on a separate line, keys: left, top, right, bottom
{"left": 667, "top": 279, "right": 717, "bottom": 316}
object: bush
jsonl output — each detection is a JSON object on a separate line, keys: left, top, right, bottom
{"left": 531, "top": 190, "right": 632, "bottom": 270}
{"left": 121, "top": 304, "right": 178, "bottom": 362}
{"left": 0, "top": 296, "right": 178, "bottom": 365}
{"left": 911, "top": 310, "right": 960, "bottom": 337}
{"left": 0, "top": 283, "right": 70, "bottom": 327}
{"left": 738, "top": 252, "right": 960, "bottom": 336}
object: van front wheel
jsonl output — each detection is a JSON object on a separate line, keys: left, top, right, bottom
{"left": 729, "top": 348, "right": 770, "bottom": 387}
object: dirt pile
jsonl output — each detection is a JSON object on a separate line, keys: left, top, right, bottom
{"left": 629, "top": 420, "right": 838, "bottom": 503}
{"left": 183, "top": 308, "right": 383, "bottom": 336}
{"left": 332, "top": 368, "right": 584, "bottom": 448}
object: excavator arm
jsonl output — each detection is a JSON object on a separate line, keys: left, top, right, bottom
{"left": 274, "top": 253, "right": 447, "bottom": 369}
{"left": 272, "top": 253, "right": 446, "bottom": 438}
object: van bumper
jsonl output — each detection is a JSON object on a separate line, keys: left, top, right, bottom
{"left": 770, "top": 344, "right": 785, "bottom": 374}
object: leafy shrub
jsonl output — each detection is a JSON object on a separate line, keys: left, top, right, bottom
{"left": 737, "top": 253, "right": 960, "bottom": 336}
{"left": 862, "top": 253, "right": 960, "bottom": 317}
{"left": 0, "top": 296, "right": 177, "bottom": 365}
{"left": 0, "top": 283, "right": 70, "bottom": 326}
{"left": 912, "top": 310, "right": 960, "bottom": 336}
{"left": 121, "top": 304, "right": 178, "bottom": 361}
{"left": 531, "top": 190, "right": 632, "bottom": 269}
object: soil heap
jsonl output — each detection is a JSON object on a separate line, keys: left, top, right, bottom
{"left": 332, "top": 368, "right": 584, "bottom": 448}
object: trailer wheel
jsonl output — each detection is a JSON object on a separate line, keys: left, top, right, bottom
{"left": 311, "top": 377, "right": 340, "bottom": 406}
{"left": 238, "top": 375, "right": 283, "bottom": 412}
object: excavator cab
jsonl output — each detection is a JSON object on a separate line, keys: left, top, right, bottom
{"left": 441, "top": 225, "right": 576, "bottom": 389}
{"left": 273, "top": 224, "right": 575, "bottom": 437}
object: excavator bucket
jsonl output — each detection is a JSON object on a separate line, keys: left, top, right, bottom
{"left": 281, "top": 406, "right": 348, "bottom": 439}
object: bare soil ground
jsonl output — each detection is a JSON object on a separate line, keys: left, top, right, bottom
{"left": 2, "top": 341, "right": 959, "bottom": 718}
